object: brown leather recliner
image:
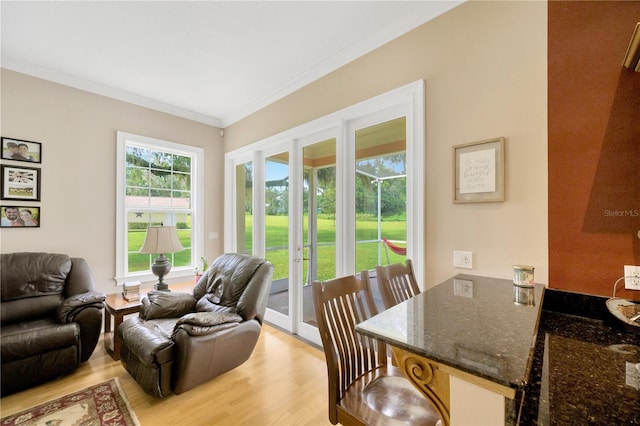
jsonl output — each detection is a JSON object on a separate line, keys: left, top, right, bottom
{"left": 1, "top": 252, "right": 105, "bottom": 396}
{"left": 118, "top": 253, "right": 274, "bottom": 397}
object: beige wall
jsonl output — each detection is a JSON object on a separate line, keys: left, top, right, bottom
{"left": 224, "top": 1, "right": 548, "bottom": 287}
{"left": 0, "top": 70, "right": 224, "bottom": 295}
{"left": 1, "top": 1, "right": 548, "bottom": 293}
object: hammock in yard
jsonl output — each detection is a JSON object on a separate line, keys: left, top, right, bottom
{"left": 382, "top": 238, "right": 406, "bottom": 264}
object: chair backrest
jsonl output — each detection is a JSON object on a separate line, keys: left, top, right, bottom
{"left": 193, "top": 253, "right": 274, "bottom": 323}
{"left": 372, "top": 259, "right": 420, "bottom": 309}
{"left": 312, "top": 275, "right": 387, "bottom": 424}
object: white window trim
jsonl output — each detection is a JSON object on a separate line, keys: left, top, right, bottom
{"left": 115, "top": 131, "right": 204, "bottom": 286}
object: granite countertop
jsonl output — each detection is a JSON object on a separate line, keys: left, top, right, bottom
{"left": 356, "top": 274, "right": 545, "bottom": 390}
{"left": 521, "top": 289, "right": 640, "bottom": 425}
{"left": 357, "top": 274, "right": 640, "bottom": 425}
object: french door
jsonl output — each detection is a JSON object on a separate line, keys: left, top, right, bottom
{"left": 239, "top": 130, "right": 340, "bottom": 344}
{"left": 225, "top": 81, "right": 425, "bottom": 346}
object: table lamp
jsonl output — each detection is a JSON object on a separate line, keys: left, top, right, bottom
{"left": 139, "top": 225, "right": 184, "bottom": 291}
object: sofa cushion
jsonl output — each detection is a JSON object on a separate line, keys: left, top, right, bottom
{"left": 1, "top": 295, "right": 64, "bottom": 324}
{"left": 1, "top": 252, "right": 71, "bottom": 324}
{"left": 1, "top": 253, "right": 71, "bottom": 301}
{"left": 1, "top": 318, "right": 79, "bottom": 363}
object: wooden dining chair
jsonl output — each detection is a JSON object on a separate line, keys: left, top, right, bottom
{"left": 312, "top": 275, "right": 441, "bottom": 426}
{"left": 367, "top": 259, "right": 421, "bottom": 309}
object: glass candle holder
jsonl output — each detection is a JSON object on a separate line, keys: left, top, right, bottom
{"left": 513, "top": 265, "right": 535, "bottom": 287}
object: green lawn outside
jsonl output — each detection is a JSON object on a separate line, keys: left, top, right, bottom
{"left": 127, "top": 215, "right": 407, "bottom": 279}
{"left": 263, "top": 214, "right": 406, "bottom": 281}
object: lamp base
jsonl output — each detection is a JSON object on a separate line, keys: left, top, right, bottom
{"left": 151, "top": 254, "right": 172, "bottom": 292}
{"left": 154, "top": 282, "right": 171, "bottom": 292}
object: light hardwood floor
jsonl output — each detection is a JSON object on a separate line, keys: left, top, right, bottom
{"left": 0, "top": 324, "right": 333, "bottom": 426}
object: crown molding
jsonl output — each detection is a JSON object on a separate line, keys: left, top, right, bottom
{"left": 2, "top": 1, "right": 462, "bottom": 130}
{"left": 1, "top": 56, "right": 223, "bottom": 128}
{"left": 219, "top": 1, "right": 463, "bottom": 127}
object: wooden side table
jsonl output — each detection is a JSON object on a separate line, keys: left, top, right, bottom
{"left": 103, "top": 281, "right": 195, "bottom": 360}
{"left": 103, "top": 294, "right": 143, "bottom": 360}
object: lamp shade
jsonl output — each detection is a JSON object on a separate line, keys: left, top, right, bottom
{"left": 139, "top": 226, "right": 184, "bottom": 254}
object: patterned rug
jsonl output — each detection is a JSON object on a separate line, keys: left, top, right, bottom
{"left": 0, "top": 378, "right": 139, "bottom": 426}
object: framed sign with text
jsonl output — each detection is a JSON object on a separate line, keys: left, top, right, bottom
{"left": 453, "top": 137, "right": 505, "bottom": 203}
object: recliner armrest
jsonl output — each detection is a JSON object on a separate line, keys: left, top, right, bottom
{"left": 119, "top": 317, "right": 175, "bottom": 365}
{"left": 140, "top": 291, "right": 196, "bottom": 320}
{"left": 172, "top": 312, "right": 243, "bottom": 337}
{"left": 56, "top": 291, "right": 105, "bottom": 323}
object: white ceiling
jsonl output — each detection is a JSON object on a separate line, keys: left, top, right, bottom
{"left": 1, "top": 1, "right": 462, "bottom": 128}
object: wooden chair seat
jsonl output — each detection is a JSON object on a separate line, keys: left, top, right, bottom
{"left": 340, "top": 366, "right": 442, "bottom": 426}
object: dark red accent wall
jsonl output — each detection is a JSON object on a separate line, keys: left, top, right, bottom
{"left": 549, "top": 1, "right": 640, "bottom": 298}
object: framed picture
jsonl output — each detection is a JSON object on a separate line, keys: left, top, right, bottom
{"left": 1, "top": 137, "right": 42, "bottom": 164}
{"left": 453, "top": 137, "right": 505, "bottom": 203}
{"left": 0, "top": 205, "right": 40, "bottom": 228}
{"left": 1, "top": 165, "right": 41, "bottom": 201}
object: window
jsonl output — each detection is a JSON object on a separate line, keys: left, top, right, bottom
{"left": 116, "top": 132, "right": 203, "bottom": 285}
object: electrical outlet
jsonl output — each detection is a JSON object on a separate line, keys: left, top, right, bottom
{"left": 624, "top": 265, "right": 640, "bottom": 290}
{"left": 453, "top": 250, "right": 473, "bottom": 269}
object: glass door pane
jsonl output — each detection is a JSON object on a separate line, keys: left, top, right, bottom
{"left": 235, "top": 162, "right": 253, "bottom": 255}
{"left": 301, "top": 138, "right": 337, "bottom": 327}
{"left": 265, "top": 153, "right": 290, "bottom": 317}
{"left": 354, "top": 117, "right": 407, "bottom": 307}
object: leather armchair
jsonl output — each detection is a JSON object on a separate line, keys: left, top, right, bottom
{"left": 118, "top": 253, "right": 274, "bottom": 397}
{"left": 1, "top": 252, "right": 105, "bottom": 395}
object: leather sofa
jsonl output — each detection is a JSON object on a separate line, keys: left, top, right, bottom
{"left": 118, "top": 253, "right": 274, "bottom": 397}
{"left": 1, "top": 252, "right": 105, "bottom": 395}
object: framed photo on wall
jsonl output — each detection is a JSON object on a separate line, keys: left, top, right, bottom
{"left": 1, "top": 165, "right": 41, "bottom": 201}
{"left": 453, "top": 137, "right": 505, "bottom": 203}
{"left": 1, "top": 137, "right": 42, "bottom": 164}
{"left": 0, "top": 205, "right": 40, "bottom": 228}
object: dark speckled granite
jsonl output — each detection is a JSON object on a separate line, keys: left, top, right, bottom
{"left": 356, "top": 274, "right": 545, "bottom": 389}
{"left": 521, "top": 288, "right": 640, "bottom": 425}
{"left": 356, "top": 276, "right": 640, "bottom": 425}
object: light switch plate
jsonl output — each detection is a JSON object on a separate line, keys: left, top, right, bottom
{"left": 453, "top": 250, "right": 473, "bottom": 269}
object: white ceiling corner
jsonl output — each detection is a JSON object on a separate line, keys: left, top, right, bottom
{"left": 1, "top": 1, "right": 463, "bottom": 128}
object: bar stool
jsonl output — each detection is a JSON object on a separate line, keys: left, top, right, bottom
{"left": 312, "top": 274, "right": 440, "bottom": 425}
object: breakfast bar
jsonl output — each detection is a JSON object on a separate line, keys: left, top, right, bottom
{"left": 356, "top": 274, "right": 546, "bottom": 425}
{"left": 356, "top": 274, "right": 640, "bottom": 425}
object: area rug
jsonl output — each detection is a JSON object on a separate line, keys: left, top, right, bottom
{"left": 1, "top": 378, "right": 139, "bottom": 426}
